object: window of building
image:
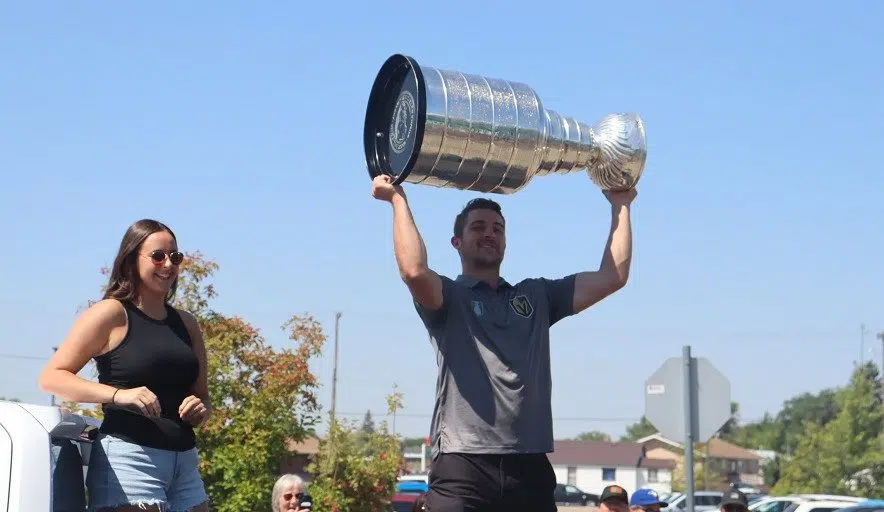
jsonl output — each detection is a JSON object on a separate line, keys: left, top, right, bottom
{"left": 567, "top": 466, "right": 577, "bottom": 486}
{"left": 648, "top": 469, "right": 659, "bottom": 482}
{"left": 602, "top": 468, "right": 616, "bottom": 481}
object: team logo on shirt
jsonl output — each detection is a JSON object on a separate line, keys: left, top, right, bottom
{"left": 509, "top": 295, "right": 534, "bottom": 318}
{"left": 472, "top": 300, "right": 484, "bottom": 317}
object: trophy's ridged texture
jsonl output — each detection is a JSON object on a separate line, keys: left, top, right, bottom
{"left": 586, "top": 113, "right": 647, "bottom": 191}
{"left": 413, "top": 69, "right": 550, "bottom": 193}
{"left": 364, "top": 55, "right": 647, "bottom": 194}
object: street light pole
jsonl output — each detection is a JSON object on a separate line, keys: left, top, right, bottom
{"left": 50, "top": 347, "right": 57, "bottom": 406}
{"left": 861, "top": 323, "right": 867, "bottom": 365}
{"left": 878, "top": 331, "right": 884, "bottom": 376}
{"left": 330, "top": 312, "right": 341, "bottom": 424}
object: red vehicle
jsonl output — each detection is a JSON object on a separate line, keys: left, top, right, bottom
{"left": 390, "top": 491, "right": 423, "bottom": 512}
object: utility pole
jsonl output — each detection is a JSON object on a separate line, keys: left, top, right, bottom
{"left": 878, "top": 331, "right": 884, "bottom": 376}
{"left": 392, "top": 382, "right": 398, "bottom": 434}
{"left": 861, "top": 323, "right": 867, "bottom": 365}
{"left": 682, "top": 345, "right": 695, "bottom": 511}
{"left": 330, "top": 312, "right": 341, "bottom": 424}
{"left": 50, "top": 347, "right": 57, "bottom": 406}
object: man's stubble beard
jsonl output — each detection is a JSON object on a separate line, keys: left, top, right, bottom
{"left": 469, "top": 252, "right": 503, "bottom": 271}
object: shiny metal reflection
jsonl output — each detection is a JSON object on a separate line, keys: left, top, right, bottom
{"left": 365, "top": 55, "right": 647, "bottom": 194}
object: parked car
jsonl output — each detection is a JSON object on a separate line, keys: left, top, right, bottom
{"left": 0, "top": 399, "right": 100, "bottom": 511}
{"left": 836, "top": 500, "right": 884, "bottom": 512}
{"left": 398, "top": 473, "right": 429, "bottom": 484}
{"left": 667, "top": 491, "right": 724, "bottom": 512}
{"left": 390, "top": 491, "right": 422, "bottom": 512}
{"left": 553, "top": 483, "right": 598, "bottom": 506}
{"left": 664, "top": 492, "right": 684, "bottom": 504}
{"left": 789, "top": 496, "right": 867, "bottom": 505}
{"left": 783, "top": 500, "right": 868, "bottom": 512}
{"left": 750, "top": 495, "right": 811, "bottom": 512}
{"left": 397, "top": 480, "right": 428, "bottom": 493}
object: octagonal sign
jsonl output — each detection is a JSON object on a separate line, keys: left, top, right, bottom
{"left": 644, "top": 356, "right": 731, "bottom": 442}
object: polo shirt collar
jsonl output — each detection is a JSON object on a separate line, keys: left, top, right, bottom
{"left": 456, "top": 274, "right": 513, "bottom": 289}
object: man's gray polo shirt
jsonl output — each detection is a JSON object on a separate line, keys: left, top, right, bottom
{"left": 414, "top": 273, "right": 576, "bottom": 459}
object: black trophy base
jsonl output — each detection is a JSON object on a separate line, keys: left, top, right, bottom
{"left": 363, "top": 54, "right": 427, "bottom": 185}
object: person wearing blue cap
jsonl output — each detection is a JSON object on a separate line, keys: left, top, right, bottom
{"left": 630, "top": 488, "right": 669, "bottom": 512}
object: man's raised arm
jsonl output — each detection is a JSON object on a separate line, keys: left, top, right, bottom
{"left": 571, "top": 188, "right": 637, "bottom": 314}
{"left": 372, "top": 175, "right": 444, "bottom": 311}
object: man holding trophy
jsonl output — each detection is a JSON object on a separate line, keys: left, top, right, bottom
{"left": 365, "top": 54, "right": 648, "bottom": 511}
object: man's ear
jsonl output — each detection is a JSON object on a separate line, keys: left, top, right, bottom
{"left": 450, "top": 236, "right": 460, "bottom": 249}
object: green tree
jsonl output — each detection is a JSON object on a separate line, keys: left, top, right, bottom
{"left": 361, "top": 410, "right": 376, "bottom": 435}
{"left": 722, "top": 412, "right": 782, "bottom": 451}
{"left": 307, "top": 393, "right": 405, "bottom": 512}
{"left": 718, "top": 402, "right": 741, "bottom": 437}
{"left": 773, "top": 364, "right": 884, "bottom": 497}
{"left": 671, "top": 454, "right": 707, "bottom": 492}
{"left": 720, "top": 387, "right": 839, "bottom": 458}
{"left": 183, "top": 254, "right": 325, "bottom": 511}
{"left": 387, "top": 383, "right": 404, "bottom": 434}
{"left": 774, "top": 388, "right": 840, "bottom": 454}
{"left": 620, "top": 416, "right": 657, "bottom": 441}
{"left": 575, "top": 430, "right": 612, "bottom": 442}
{"left": 400, "top": 436, "right": 428, "bottom": 451}
{"left": 198, "top": 309, "right": 324, "bottom": 511}
{"left": 762, "top": 456, "right": 781, "bottom": 488}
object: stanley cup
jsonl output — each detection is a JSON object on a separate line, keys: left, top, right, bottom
{"left": 363, "top": 54, "right": 648, "bottom": 194}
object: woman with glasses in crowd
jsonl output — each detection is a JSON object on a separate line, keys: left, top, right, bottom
{"left": 272, "top": 474, "right": 312, "bottom": 511}
{"left": 39, "top": 218, "right": 212, "bottom": 512}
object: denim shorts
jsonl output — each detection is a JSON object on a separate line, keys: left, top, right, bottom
{"left": 86, "top": 433, "right": 209, "bottom": 511}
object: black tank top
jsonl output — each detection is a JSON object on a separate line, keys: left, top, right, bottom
{"left": 95, "top": 300, "right": 200, "bottom": 451}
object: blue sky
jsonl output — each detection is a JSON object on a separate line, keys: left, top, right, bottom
{"left": 1, "top": 1, "right": 882, "bottom": 441}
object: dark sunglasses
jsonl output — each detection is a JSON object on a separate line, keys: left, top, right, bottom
{"left": 145, "top": 250, "right": 184, "bottom": 266}
{"left": 282, "top": 492, "right": 304, "bottom": 501}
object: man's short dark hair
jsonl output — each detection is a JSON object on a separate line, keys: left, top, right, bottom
{"left": 453, "top": 198, "right": 504, "bottom": 238}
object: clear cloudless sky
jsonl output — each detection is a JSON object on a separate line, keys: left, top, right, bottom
{"left": 1, "top": 1, "right": 882, "bottom": 441}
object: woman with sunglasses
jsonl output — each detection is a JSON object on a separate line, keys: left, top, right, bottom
{"left": 39, "top": 218, "right": 212, "bottom": 512}
{"left": 271, "top": 474, "right": 312, "bottom": 511}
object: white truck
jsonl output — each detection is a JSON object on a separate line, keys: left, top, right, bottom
{"left": 0, "top": 399, "right": 100, "bottom": 511}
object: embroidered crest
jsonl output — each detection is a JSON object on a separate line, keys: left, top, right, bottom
{"left": 472, "top": 300, "right": 484, "bottom": 317}
{"left": 509, "top": 295, "right": 533, "bottom": 318}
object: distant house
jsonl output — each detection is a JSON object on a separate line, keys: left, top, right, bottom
{"left": 548, "top": 440, "right": 676, "bottom": 496}
{"left": 640, "top": 432, "right": 707, "bottom": 466}
{"left": 281, "top": 436, "right": 321, "bottom": 481}
{"left": 705, "top": 438, "right": 763, "bottom": 486}
{"left": 637, "top": 433, "right": 763, "bottom": 489}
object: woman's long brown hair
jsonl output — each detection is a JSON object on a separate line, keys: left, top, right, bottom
{"left": 102, "top": 219, "right": 178, "bottom": 303}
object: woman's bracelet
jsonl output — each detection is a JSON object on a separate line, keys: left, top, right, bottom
{"left": 111, "top": 388, "right": 119, "bottom": 404}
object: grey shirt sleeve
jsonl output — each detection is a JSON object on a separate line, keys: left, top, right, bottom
{"left": 539, "top": 274, "right": 577, "bottom": 326}
{"left": 413, "top": 274, "right": 457, "bottom": 328}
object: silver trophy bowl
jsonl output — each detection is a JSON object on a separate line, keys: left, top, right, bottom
{"left": 363, "top": 54, "right": 647, "bottom": 194}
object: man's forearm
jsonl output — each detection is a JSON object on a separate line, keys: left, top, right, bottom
{"left": 599, "top": 203, "right": 633, "bottom": 285}
{"left": 391, "top": 193, "right": 430, "bottom": 279}
{"left": 571, "top": 199, "right": 634, "bottom": 313}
